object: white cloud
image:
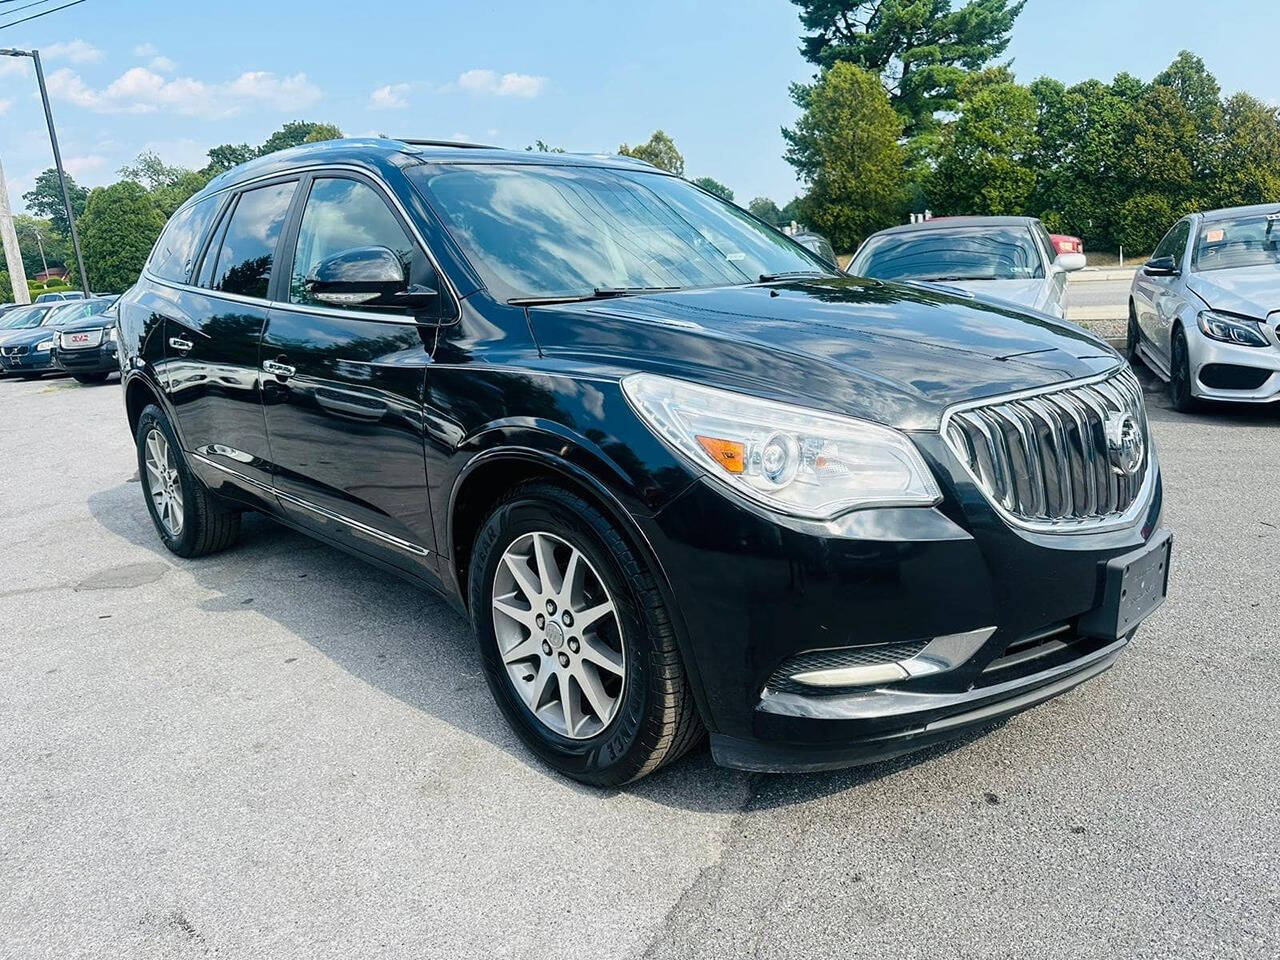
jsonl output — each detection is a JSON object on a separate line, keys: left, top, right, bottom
{"left": 140, "top": 137, "right": 209, "bottom": 170}
{"left": 0, "top": 99, "right": 11, "bottom": 116}
{"left": 148, "top": 56, "right": 176, "bottom": 73}
{"left": 43, "top": 40, "right": 103, "bottom": 64}
{"left": 46, "top": 66, "right": 322, "bottom": 118}
{"left": 456, "top": 69, "right": 547, "bottom": 98}
{"left": 63, "top": 154, "right": 108, "bottom": 179}
{"left": 0, "top": 57, "right": 31, "bottom": 78}
{"left": 133, "top": 43, "right": 159, "bottom": 57}
{"left": 370, "top": 83, "right": 410, "bottom": 110}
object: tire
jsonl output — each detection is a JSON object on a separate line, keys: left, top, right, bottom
{"left": 1169, "top": 328, "right": 1198, "bottom": 413}
{"left": 73, "top": 372, "right": 110, "bottom": 385}
{"left": 1125, "top": 302, "right": 1144, "bottom": 370}
{"left": 135, "top": 403, "right": 241, "bottom": 558}
{"left": 469, "top": 482, "right": 704, "bottom": 786}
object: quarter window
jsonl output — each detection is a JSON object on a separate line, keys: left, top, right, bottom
{"left": 150, "top": 195, "right": 222, "bottom": 283}
{"left": 208, "top": 182, "right": 297, "bottom": 299}
{"left": 289, "top": 178, "right": 416, "bottom": 309}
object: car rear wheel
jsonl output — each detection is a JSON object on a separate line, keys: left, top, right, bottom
{"left": 1169, "top": 328, "right": 1198, "bottom": 413}
{"left": 469, "top": 482, "right": 704, "bottom": 785}
{"left": 73, "top": 372, "right": 110, "bottom": 385}
{"left": 135, "top": 403, "right": 241, "bottom": 557}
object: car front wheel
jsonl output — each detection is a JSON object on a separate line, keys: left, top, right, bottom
{"left": 1126, "top": 302, "right": 1143, "bottom": 370}
{"left": 135, "top": 403, "right": 241, "bottom": 557}
{"left": 469, "top": 482, "right": 704, "bottom": 786}
{"left": 1169, "top": 328, "right": 1198, "bottom": 413}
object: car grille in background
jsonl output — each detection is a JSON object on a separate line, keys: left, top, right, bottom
{"left": 1, "top": 345, "right": 29, "bottom": 357}
{"left": 942, "top": 366, "right": 1149, "bottom": 529}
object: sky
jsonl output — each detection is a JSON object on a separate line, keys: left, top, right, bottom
{"left": 1, "top": 0, "right": 1279, "bottom": 217}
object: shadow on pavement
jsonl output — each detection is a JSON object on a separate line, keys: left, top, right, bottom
{"left": 86, "top": 478, "right": 1009, "bottom": 812}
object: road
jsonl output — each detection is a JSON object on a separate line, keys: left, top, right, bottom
{"left": 2, "top": 371, "right": 1277, "bottom": 960}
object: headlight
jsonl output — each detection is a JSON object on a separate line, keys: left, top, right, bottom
{"left": 35, "top": 339, "right": 54, "bottom": 352}
{"left": 104, "top": 326, "right": 118, "bottom": 343}
{"left": 1198, "top": 310, "right": 1268, "bottom": 347}
{"left": 622, "top": 373, "right": 941, "bottom": 520}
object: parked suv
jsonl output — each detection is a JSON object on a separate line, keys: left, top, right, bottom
{"left": 117, "top": 139, "right": 1170, "bottom": 784}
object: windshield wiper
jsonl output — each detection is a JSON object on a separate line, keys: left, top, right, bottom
{"left": 510, "top": 286, "right": 679, "bottom": 306}
{"left": 757, "top": 270, "right": 829, "bottom": 282}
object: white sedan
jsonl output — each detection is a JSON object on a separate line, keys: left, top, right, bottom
{"left": 847, "top": 216, "right": 1086, "bottom": 319}
{"left": 1127, "top": 204, "right": 1280, "bottom": 411}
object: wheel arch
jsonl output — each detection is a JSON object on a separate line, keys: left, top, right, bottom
{"left": 446, "top": 440, "right": 715, "bottom": 731}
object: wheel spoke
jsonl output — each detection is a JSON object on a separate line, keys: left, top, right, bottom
{"left": 580, "top": 634, "right": 624, "bottom": 676}
{"left": 560, "top": 550, "right": 583, "bottom": 607}
{"left": 145, "top": 459, "right": 165, "bottom": 487}
{"left": 575, "top": 599, "right": 615, "bottom": 632}
{"left": 502, "top": 553, "right": 541, "bottom": 603}
{"left": 500, "top": 635, "right": 541, "bottom": 665}
{"left": 532, "top": 533, "right": 561, "bottom": 595}
{"left": 558, "top": 671, "right": 580, "bottom": 737}
{"left": 574, "top": 661, "right": 613, "bottom": 722}
{"left": 168, "top": 496, "right": 183, "bottom": 533}
{"left": 493, "top": 594, "right": 539, "bottom": 632}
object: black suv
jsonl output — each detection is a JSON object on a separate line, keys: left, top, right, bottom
{"left": 117, "top": 139, "right": 1170, "bottom": 784}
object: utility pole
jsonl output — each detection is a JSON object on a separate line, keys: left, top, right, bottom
{"left": 0, "top": 47, "right": 90, "bottom": 295}
{"left": 31, "top": 228, "right": 49, "bottom": 279}
{"left": 0, "top": 155, "right": 31, "bottom": 305}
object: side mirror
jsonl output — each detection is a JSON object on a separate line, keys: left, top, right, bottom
{"left": 1055, "top": 252, "right": 1087, "bottom": 273}
{"left": 306, "top": 246, "right": 436, "bottom": 310}
{"left": 1144, "top": 255, "right": 1179, "bottom": 277}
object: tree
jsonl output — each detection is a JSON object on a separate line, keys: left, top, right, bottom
{"left": 22, "top": 169, "right": 89, "bottom": 237}
{"left": 258, "top": 121, "right": 343, "bottom": 157}
{"left": 618, "top": 130, "right": 685, "bottom": 175}
{"left": 203, "top": 143, "right": 256, "bottom": 176}
{"left": 748, "top": 197, "right": 783, "bottom": 225}
{"left": 1216, "top": 93, "right": 1280, "bottom": 208}
{"left": 930, "top": 81, "right": 1039, "bottom": 215}
{"left": 791, "top": 0, "right": 1027, "bottom": 136}
{"left": 693, "top": 176, "right": 734, "bottom": 202}
{"left": 782, "top": 62, "right": 906, "bottom": 249}
{"left": 120, "top": 150, "right": 211, "bottom": 217}
{"left": 525, "top": 140, "right": 566, "bottom": 153}
{"left": 78, "top": 181, "right": 167, "bottom": 293}
{"left": 13, "top": 215, "right": 68, "bottom": 278}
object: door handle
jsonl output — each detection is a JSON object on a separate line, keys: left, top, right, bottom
{"left": 169, "top": 337, "right": 193, "bottom": 353}
{"left": 262, "top": 359, "right": 296, "bottom": 380}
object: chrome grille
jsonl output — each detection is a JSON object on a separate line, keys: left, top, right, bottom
{"left": 942, "top": 366, "right": 1149, "bottom": 530}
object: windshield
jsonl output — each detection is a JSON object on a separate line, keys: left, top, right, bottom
{"left": 851, "top": 226, "right": 1046, "bottom": 282}
{"left": 407, "top": 163, "right": 832, "bottom": 302}
{"left": 0, "top": 305, "right": 51, "bottom": 329}
{"left": 1193, "top": 213, "right": 1280, "bottom": 272}
{"left": 47, "top": 299, "right": 113, "bottom": 325}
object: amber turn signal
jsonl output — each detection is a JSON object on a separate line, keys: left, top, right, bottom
{"left": 695, "top": 435, "right": 745, "bottom": 474}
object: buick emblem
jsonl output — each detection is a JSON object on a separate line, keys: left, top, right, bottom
{"left": 1105, "top": 412, "right": 1145, "bottom": 477}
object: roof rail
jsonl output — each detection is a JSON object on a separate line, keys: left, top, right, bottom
{"left": 397, "top": 138, "right": 500, "bottom": 150}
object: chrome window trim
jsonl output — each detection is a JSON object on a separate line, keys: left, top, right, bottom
{"left": 938, "top": 364, "right": 1157, "bottom": 535}
{"left": 149, "top": 162, "right": 460, "bottom": 321}
{"left": 190, "top": 453, "right": 431, "bottom": 558}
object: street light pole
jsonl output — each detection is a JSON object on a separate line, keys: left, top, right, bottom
{"left": 32, "top": 228, "right": 49, "bottom": 278}
{"left": 0, "top": 47, "right": 90, "bottom": 295}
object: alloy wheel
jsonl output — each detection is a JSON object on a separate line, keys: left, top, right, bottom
{"left": 144, "top": 428, "right": 184, "bottom": 537}
{"left": 491, "top": 531, "right": 626, "bottom": 740}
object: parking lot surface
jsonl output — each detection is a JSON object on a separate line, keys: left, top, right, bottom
{"left": 2, "top": 372, "right": 1277, "bottom": 959}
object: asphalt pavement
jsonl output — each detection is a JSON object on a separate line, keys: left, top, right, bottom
{"left": 1, "top": 369, "right": 1277, "bottom": 960}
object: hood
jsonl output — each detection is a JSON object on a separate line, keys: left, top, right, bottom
{"left": 60, "top": 311, "right": 113, "bottom": 332}
{"left": 934, "top": 277, "right": 1059, "bottom": 316}
{"left": 0, "top": 325, "right": 60, "bottom": 348}
{"left": 528, "top": 277, "right": 1118, "bottom": 430}
{"left": 1187, "top": 265, "right": 1280, "bottom": 320}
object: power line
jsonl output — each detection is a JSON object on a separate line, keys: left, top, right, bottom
{"left": 0, "top": 0, "right": 57, "bottom": 18}
{"left": 0, "top": 0, "right": 87, "bottom": 30}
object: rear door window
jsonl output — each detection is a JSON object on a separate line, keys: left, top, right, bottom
{"left": 207, "top": 182, "right": 297, "bottom": 299}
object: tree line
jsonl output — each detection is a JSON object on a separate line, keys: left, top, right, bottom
{"left": 2, "top": 121, "right": 343, "bottom": 299}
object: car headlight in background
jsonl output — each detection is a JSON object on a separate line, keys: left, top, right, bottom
{"left": 104, "top": 326, "right": 118, "bottom": 343}
{"left": 35, "top": 339, "right": 54, "bottom": 352}
{"left": 622, "top": 373, "right": 942, "bottom": 520}
{"left": 1198, "top": 310, "right": 1268, "bottom": 347}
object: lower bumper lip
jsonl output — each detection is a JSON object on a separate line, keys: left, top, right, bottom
{"left": 785, "top": 626, "right": 997, "bottom": 688}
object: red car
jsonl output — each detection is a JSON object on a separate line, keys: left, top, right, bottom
{"left": 1051, "top": 234, "right": 1083, "bottom": 256}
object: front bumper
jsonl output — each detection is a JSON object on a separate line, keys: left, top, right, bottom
{"left": 1188, "top": 324, "right": 1280, "bottom": 403}
{"left": 644, "top": 435, "right": 1166, "bottom": 772}
{"left": 0, "top": 350, "right": 59, "bottom": 374}
{"left": 52, "top": 340, "right": 118, "bottom": 374}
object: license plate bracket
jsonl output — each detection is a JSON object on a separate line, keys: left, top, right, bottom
{"left": 1079, "top": 529, "right": 1172, "bottom": 640}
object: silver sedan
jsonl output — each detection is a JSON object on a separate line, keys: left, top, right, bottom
{"left": 847, "top": 216, "right": 1086, "bottom": 318}
{"left": 1127, "top": 204, "right": 1280, "bottom": 411}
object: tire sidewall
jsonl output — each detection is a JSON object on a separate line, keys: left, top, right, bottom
{"left": 469, "top": 492, "right": 655, "bottom": 783}
{"left": 135, "top": 404, "right": 200, "bottom": 555}
{"left": 1170, "top": 330, "right": 1195, "bottom": 410}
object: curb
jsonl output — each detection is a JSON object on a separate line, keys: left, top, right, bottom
{"left": 1067, "top": 307, "right": 1126, "bottom": 322}
{"left": 1070, "top": 269, "right": 1136, "bottom": 283}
